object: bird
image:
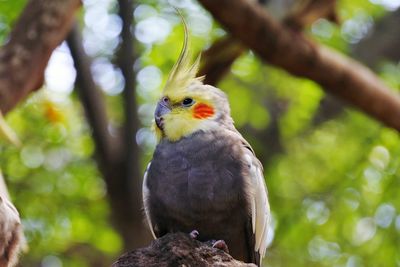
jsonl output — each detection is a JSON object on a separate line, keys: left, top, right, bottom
{"left": 142, "top": 16, "right": 270, "bottom": 266}
{"left": 0, "top": 111, "right": 23, "bottom": 267}
{"left": 0, "top": 170, "right": 23, "bottom": 267}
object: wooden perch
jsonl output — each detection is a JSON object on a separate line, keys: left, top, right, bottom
{"left": 198, "top": 0, "right": 400, "bottom": 132}
{"left": 0, "top": 0, "right": 81, "bottom": 114}
{"left": 112, "top": 232, "right": 256, "bottom": 267}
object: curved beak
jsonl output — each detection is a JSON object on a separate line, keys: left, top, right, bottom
{"left": 155, "top": 101, "right": 171, "bottom": 130}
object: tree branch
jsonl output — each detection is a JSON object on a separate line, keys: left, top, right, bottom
{"left": 198, "top": 0, "right": 400, "bottom": 131}
{"left": 198, "top": 35, "right": 244, "bottom": 86}
{"left": 199, "top": 0, "right": 339, "bottom": 86}
{"left": 112, "top": 232, "right": 256, "bottom": 267}
{"left": 0, "top": 0, "right": 81, "bottom": 114}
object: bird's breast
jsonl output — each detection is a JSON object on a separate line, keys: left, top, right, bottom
{"left": 147, "top": 130, "right": 247, "bottom": 221}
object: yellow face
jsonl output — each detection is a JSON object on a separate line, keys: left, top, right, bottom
{"left": 154, "top": 89, "right": 217, "bottom": 142}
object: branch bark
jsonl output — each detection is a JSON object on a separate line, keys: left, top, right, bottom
{"left": 198, "top": 0, "right": 400, "bottom": 132}
{"left": 112, "top": 232, "right": 256, "bottom": 267}
{"left": 199, "top": 0, "right": 339, "bottom": 86}
{"left": 0, "top": 0, "right": 81, "bottom": 114}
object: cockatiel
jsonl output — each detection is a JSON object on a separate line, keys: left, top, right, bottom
{"left": 142, "top": 18, "right": 270, "bottom": 266}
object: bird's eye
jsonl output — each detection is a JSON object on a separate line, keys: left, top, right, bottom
{"left": 162, "top": 96, "right": 169, "bottom": 104}
{"left": 182, "top": 98, "right": 194, "bottom": 107}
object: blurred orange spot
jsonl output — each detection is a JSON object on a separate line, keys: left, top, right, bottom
{"left": 44, "top": 101, "right": 65, "bottom": 123}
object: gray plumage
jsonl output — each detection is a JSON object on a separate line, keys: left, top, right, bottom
{"left": 144, "top": 125, "right": 268, "bottom": 264}
{"left": 142, "top": 24, "right": 270, "bottom": 264}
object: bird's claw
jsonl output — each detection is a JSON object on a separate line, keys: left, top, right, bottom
{"left": 212, "top": 240, "right": 229, "bottom": 254}
{"left": 189, "top": 230, "right": 199, "bottom": 239}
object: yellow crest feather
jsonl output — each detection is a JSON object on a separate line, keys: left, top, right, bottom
{"left": 163, "top": 11, "right": 204, "bottom": 95}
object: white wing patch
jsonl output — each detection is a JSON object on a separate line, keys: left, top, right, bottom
{"left": 244, "top": 153, "right": 270, "bottom": 263}
{"left": 142, "top": 162, "right": 157, "bottom": 239}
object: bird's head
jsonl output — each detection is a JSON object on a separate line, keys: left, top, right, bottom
{"left": 154, "top": 79, "right": 232, "bottom": 142}
{"left": 153, "top": 20, "right": 232, "bottom": 142}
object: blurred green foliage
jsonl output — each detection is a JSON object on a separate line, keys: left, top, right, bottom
{"left": 0, "top": 0, "right": 400, "bottom": 266}
{"left": 0, "top": 0, "right": 26, "bottom": 42}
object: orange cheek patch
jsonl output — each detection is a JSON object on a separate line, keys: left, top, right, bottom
{"left": 193, "top": 103, "right": 215, "bottom": 119}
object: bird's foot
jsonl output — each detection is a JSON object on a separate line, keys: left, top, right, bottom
{"left": 189, "top": 230, "right": 199, "bottom": 239}
{"left": 212, "top": 240, "right": 229, "bottom": 254}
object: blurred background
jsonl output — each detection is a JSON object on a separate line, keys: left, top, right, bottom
{"left": 0, "top": 0, "right": 400, "bottom": 266}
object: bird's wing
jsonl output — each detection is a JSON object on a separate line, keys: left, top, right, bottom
{"left": 142, "top": 162, "right": 157, "bottom": 239}
{"left": 240, "top": 137, "right": 270, "bottom": 264}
